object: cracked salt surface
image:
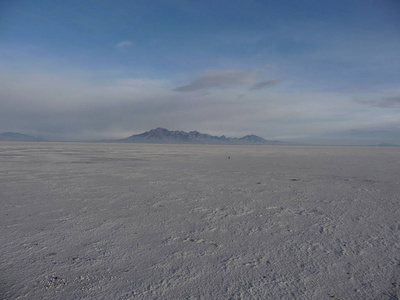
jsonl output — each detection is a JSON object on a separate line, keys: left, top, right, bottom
{"left": 1, "top": 142, "right": 399, "bottom": 299}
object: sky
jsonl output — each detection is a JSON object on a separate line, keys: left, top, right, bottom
{"left": 1, "top": 0, "right": 399, "bottom": 144}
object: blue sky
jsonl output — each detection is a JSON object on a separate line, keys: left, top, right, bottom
{"left": 1, "top": 0, "right": 399, "bottom": 144}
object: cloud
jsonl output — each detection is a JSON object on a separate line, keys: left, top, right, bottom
{"left": 355, "top": 95, "right": 400, "bottom": 108}
{"left": 249, "top": 79, "right": 283, "bottom": 90}
{"left": 173, "top": 69, "right": 257, "bottom": 92}
{"left": 116, "top": 40, "right": 133, "bottom": 49}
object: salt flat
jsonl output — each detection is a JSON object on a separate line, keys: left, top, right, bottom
{"left": 1, "top": 142, "right": 399, "bottom": 299}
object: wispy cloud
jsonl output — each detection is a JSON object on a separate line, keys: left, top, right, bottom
{"left": 355, "top": 95, "right": 400, "bottom": 108}
{"left": 116, "top": 40, "right": 133, "bottom": 50}
{"left": 249, "top": 79, "right": 284, "bottom": 90}
{"left": 174, "top": 70, "right": 257, "bottom": 92}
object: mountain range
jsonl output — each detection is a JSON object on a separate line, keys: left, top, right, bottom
{"left": 0, "top": 132, "right": 44, "bottom": 141}
{"left": 0, "top": 128, "right": 282, "bottom": 144}
{"left": 116, "top": 128, "right": 282, "bottom": 145}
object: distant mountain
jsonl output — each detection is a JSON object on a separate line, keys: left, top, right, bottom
{"left": 375, "top": 143, "right": 399, "bottom": 147}
{"left": 0, "top": 132, "right": 44, "bottom": 142}
{"left": 117, "top": 128, "right": 282, "bottom": 145}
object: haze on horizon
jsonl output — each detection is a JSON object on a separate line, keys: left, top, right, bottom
{"left": 1, "top": 0, "right": 399, "bottom": 145}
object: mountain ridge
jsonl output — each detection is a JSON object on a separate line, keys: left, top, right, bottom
{"left": 0, "top": 132, "right": 44, "bottom": 142}
{"left": 116, "top": 128, "right": 282, "bottom": 145}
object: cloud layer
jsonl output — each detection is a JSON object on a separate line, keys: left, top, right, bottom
{"left": 174, "top": 70, "right": 284, "bottom": 93}
{"left": 355, "top": 95, "right": 400, "bottom": 108}
{"left": 1, "top": 71, "right": 399, "bottom": 144}
{"left": 174, "top": 70, "right": 257, "bottom": 92}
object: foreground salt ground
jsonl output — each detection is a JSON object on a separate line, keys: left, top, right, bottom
{"left": 1, "top": 142, "right": 399, "bottom": 299}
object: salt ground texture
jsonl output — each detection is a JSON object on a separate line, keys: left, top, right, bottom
{"left": 1, "top": 142, "right": 399, "bottom": 299}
